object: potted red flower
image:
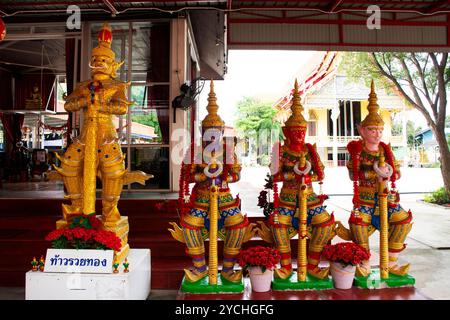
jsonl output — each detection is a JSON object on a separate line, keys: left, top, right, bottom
{"left": 45, "top": 215, "right": 122, "bottom": 251}
{"left": 238, "top": 246, "right": 280, "bottom": 292}
{"left": 322, "top": 242, "right": 371, "bottom": 289}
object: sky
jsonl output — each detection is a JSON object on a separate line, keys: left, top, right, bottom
{"left": 198, "top": 50, "right": 316, "bottom": 126}
{"left": 197, "top": 50, "right": 439, "bottom": 130}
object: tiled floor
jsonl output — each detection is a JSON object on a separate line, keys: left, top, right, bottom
{"left": 0, "top": 287, "right": 178, "bottom": 300}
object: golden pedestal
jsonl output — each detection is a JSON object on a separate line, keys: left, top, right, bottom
{"left": 102, "top": 216, "right": 130, "bottom": 263}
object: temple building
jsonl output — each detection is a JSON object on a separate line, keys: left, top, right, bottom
{"left": 274, "top": 52, "right": 408, "bottom": 167}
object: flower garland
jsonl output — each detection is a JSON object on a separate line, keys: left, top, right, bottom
{"left": 38, "top": 120, "right": 68, "bottom": 132}
{"left": 257, "top": 173, "right": 276, "bottom": 219}
{"left": 38, "top": 119, "right": 70, "bottom": 141}
{"left": 347, "top": 140, "right": 363, "bottom": 209}
{"left": 271, "top": 142, "right": 283, "bottom": 207}
{"left": 305, "top": 143, "right": 324, "bottom": 181}
{"left": 380, "top": 141, "right": 397, "bottom": 189}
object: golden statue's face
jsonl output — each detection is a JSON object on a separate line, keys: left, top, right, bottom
{"left": 359, "top": 125, "right": 383, "bottom": 145}
{"left": 90, "top": 54, "right": 115, "bottom": 78}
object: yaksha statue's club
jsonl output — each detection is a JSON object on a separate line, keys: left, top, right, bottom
{"left": 53, "top": 22, "right": 150, "bottom": 262}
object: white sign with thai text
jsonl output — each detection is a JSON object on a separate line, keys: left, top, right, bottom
{"left": 44, "top": 249, "right": 114, "bottom": 274}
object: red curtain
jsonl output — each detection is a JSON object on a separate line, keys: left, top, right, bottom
{"left": 14, "top": 71, "right": 55, "bottom": 110}
{"left": 0, "top": 112, "right": 26, "bottom": 179}
{"left": 148, "top": 23, "right": 170, "bottom": 144}
{"left": 0, "top": 69, "right": 13, "bottom": 110}
{"left": 0, "top": 113, "right": 24, "bottom": 147}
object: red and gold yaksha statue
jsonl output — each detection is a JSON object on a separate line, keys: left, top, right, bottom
{"left": 259, "top": 80, "right": 335, "bottom": 287}
{"left": 344, "top": 81, "right": 414, "bottom": 286}
{"left": 53, "top": 22, "right": 150, "bottom": 262}
{"left": 169, "top": 81, "right": 254, "bottom": 292}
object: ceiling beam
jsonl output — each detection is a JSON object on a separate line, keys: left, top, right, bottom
{"left": 102, "top": 0, "right": 118, "bottom": 16}
{"left": 327, "top": 0, "right": 344, "bottom": 13}
{"left": 426, "top": 0, "right": 450, "bottom": 14}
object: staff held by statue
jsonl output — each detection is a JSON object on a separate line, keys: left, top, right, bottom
{"left": 204, "top": 154, "right": 223, "bottom": 285}
{"left": 374, "top": 149, "right": 393, "bottom": 280}
{"left": 294, "top": 153, "right": 312, "bottom": 282}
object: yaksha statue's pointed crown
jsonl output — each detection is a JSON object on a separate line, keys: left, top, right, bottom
{"left": 202, "top": 80, "right": 225, "bottom": 128}
{"left": 284, "top": 79, "right": 307, "bottom": 127}
{"left": 91, "top": 22, "right": 115, "bottom": 60}
{"left": 361, "top": 80, "right": 384, "bottom": 127}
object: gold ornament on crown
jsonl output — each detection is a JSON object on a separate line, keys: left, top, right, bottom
{"left": 361, "top": 80, "right": 385, "bottom": 127}
{"left": 91, "top": 22, "right": 115, "bottom": 59}
{"left": 202, "top": 80, "right": 225, "bottom": 128}
{"left": 284, "top": 79, "right": 307, "bottom": 128}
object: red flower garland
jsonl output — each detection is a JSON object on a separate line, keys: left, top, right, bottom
{"left": 347, "top": 140, "right": 363, "bottom": 209}
{"left": 380, "top": 141, "right": 397, "bottom": 189}
{"left": 306, "top": 143, "right": 324, "bottom": 181}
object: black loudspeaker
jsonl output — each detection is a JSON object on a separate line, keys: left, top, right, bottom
{"left": 171, "top": 77, "right": 205, "bottom": 122}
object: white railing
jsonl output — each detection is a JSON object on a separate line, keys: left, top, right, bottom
{"left": 390, "top": 136, "right": 404, "bottom": 145}
{"left": 327, "top": 136, "right": 360, "bottom": 144}
{"left": 307, "top": 135, "right": 405, "bottom": 145}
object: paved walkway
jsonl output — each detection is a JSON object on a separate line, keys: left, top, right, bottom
{"left": 327, "top": 194, "right": 450, "bottom": 300}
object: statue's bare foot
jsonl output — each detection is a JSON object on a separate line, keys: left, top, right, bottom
{"left": 389, "top": 263, "right": 410, "bottom": 276}
{"left": 274, "top": 267, "right": 292, "bottom": 280}
{"left": 220, "top": 269, "right": 243, "bottom": 283}
{"left": 184, "top": 268, "right": 208, "bottom": 283}
{"left": 356, "top": 262, "right": 371, "bottom": 277}
{"left": 308, "top": 266, "right": 329, "bottom": 279}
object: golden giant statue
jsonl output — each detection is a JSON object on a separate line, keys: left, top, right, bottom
{"left": 53, "top": 22, "right": 149, "bottom": 262}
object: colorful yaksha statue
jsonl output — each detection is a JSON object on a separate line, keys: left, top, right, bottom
{"left": 52, "top": 22, "right": 150, "bottom": 262}
{"left": 169, "top": 81, "right": 254, "bottom": 293}
{"left": 259, "top": 80, "right": 335, "bottom": 289}
{"left": 341, "top": 81, "right": 414, "bottom": 287}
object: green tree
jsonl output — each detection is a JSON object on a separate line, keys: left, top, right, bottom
{"left": 131, "top": 111, "right": 162, "bottom": 141}
{"left": 392, "top": 120, "right": 422, "bottom": 147}
{"left": 341, "top": 52, "right": 450, "bottom": 193}
{"left": 235, "top": 97, "right": 281, "bottom": 165}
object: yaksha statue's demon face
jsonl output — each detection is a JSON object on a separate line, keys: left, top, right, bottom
{"left": 283, "top": 126, "right": 307, "bottom": 146}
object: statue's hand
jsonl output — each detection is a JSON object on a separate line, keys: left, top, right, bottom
{"left": 65, "top": 95, "right": 88, "bottom": 111}
{"left": 295, "top": 173, "right": 311, "bottom": 184}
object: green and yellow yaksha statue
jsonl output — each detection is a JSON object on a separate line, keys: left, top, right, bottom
{"left": 169, "top": 81, "right": 254, "bottom": 293}
{"left": 53, "top": 22, "right": 150, "bottom": 262}
{"left": 259, "top": 80, "right": 334, "bottom": 290}
{"left": 340, "top": 80, "right": 414, "bottom": 288}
